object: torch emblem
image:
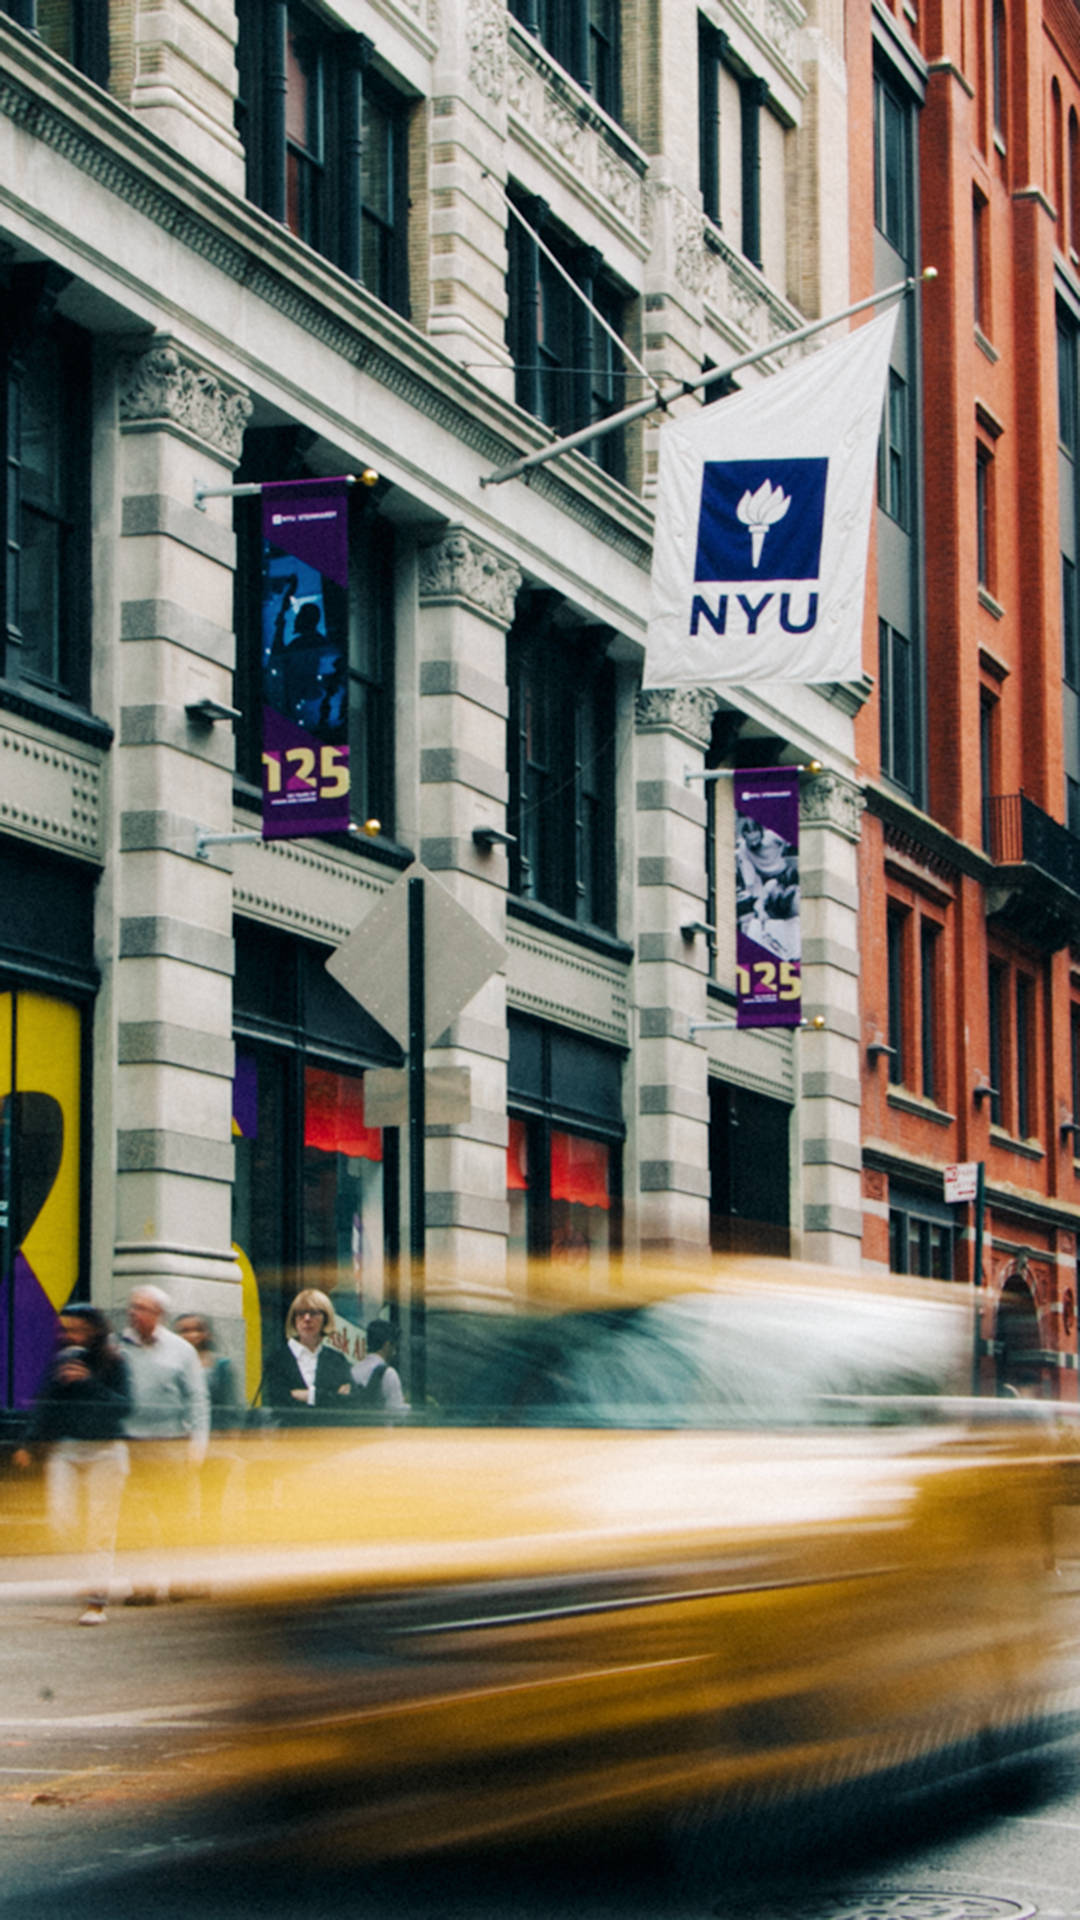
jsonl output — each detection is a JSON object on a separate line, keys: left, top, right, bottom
{"left": 736, "top": 480, "right": 791, "bottom": 569}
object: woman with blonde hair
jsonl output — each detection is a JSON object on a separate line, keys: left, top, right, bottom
{"left": 261, "top": 1288, "right": 353, "bottom": 1413}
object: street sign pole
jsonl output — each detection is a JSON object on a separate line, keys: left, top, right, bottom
{"left": 972, "top": 1159, "right": 986, "bottom": 1396}
{"left": 408, "top": 876, "right": 426, "bottom": 1408}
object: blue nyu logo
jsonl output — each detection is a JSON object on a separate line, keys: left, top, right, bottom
{"left": 690, "top": 457, "right": 828, "bottom": 640}
{"left": 694, "top": 458, "right": 828, "bottom": 581}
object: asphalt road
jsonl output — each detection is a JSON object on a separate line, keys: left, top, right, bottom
{"left": 2, "top": 1584, "right": 1080, "bottom": 1919}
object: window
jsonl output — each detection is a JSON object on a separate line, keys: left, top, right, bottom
{"left": 879, "top": 619, "right": 917, "bottom": 794}
{"left": 887, "top": 903, "right": 906, "bottom": 1086}
{"left": 879, "top": 368, "right": 910, "bottom": 528}
{"left": 920, "top": 919, "right": 939, "bottom": 1102}
{"left": 1058, "top": 306, "right": 1080, "bottom": 824}
{"left": 709, "top": 1080, "right": 790, "bottom": 1257}
{"left": 699, "top": 20, "right": 786, "bottom": 282}
{"left": 507, "top": 595, "right": 616, "bottom": 933}
{"left": 1015, "top": 970, "right": 1033, "bottom": 1137}
{"left": 1071, "top": 1002, "right": 1080, "bottom": 1142}
{"left": 232, "top": 921, "right": 401, "bottom": 1367}
{"left": 236, "top": 1, "right": 410, "bottom": 314}
{"left": 1, "top": 0, "right": 108, "bottom": 81}
{"left": 2, "top": 283, "right": 91, "bottom": 704}
{"left": 509, "top": 0, "right": 621, "bottom": 121}
{"left": 506, "top": 193, "right": 629, "bottom": 480}
{"left": 232, "top": 431, "right": 396, "bottom": 838}
{"left": 886, "top": 896, "right": 946, "bottom": 1104}
{"left": 976, "top": 444, "right": 994, "bottom": 591}
{"left": 0, "top": 837, "right": 97, "bottom": 1412}
{"left": 888, "top": 1187, "right": 954, "bottom": 1278}
{"left": 973, "top": 189, "right": 989, "bottom": 335}
{"left": 980, "top": 691, "right": 998, "bottom": 849}
{"left": 988, "top": 959, "right": 1004, "bottom": 1125}
{"left": 991, "top": 0, "right": 1007, "bottom": 146}
{"left": 984, "top": 953, "right": 1040, "bottom": 1140}
{"left": 1070, "top": 109, "right": 1080, "bottom": 259}
{"left": 874, "top": 69, "right": 913, "bottom": 260}
{"left": 507, "top": 1017, "right": 623, "bottom": 1273}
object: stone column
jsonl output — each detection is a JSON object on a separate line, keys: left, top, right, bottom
{"left": 633, "top": 688, "right": 718, "bottom": 1252}
{"left": 116, "top": 0, "right": 245, "bottom": 194}
{"left": 798, "top": 768, "right": 865, "bottom": 1266}
{"left": 416, "top": 529, "right": 522, "bottom": 1299}
{"left": 109, "top": 337, "right": 251, "bottom": 1338}
{"left": 420, "top": 0, "right": 516, "bottom": 399}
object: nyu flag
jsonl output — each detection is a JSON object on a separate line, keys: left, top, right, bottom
{"left": 261, "top": 478, "right": 351, "bottom": 838}
{"left": 734, "top": 768, "right": 801, "bottom": 1029}
{"left": 644, "top": 310, "right": 896, "bottom": 686}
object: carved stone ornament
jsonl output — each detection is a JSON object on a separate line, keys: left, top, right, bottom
{"left": 118, "top": 340, "right": 253, "bottom": 462}
{"left": 800, "top": 769, "right": 865, "bottom": 842}
{"left": 468, "top": 0, "right": 506, "bottom": 104}
{"left": 673, "top": 192, "right": 707, "bottom": 299}
{"left": 419, "top": 530, "right": 522, "bottom": 626}
{"left": 634, "top": 687, "right": 721, "bottom": 746}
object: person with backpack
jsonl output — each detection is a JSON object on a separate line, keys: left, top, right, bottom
{"left": 351, "top": 1320, "right": 408, "bottom": 1421}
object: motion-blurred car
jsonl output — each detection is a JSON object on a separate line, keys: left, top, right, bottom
{"left": 6, "top": 1262, "right": 1079, "bottom": 1869}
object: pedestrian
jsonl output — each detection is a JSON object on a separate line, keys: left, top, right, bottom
{"left": 174, "top": 1312, "right": 241, "bottom": 1429}
{"left": 260, "top": 1288, "right": 353, "bottom": 1415}
{"left": 351, "top": 1319, "right": 409, "bottom": 1420}
{"left": 120, "top": 1286, "right": 210, "bottom": 1594}
{"left": 13, "top": 1306, "right": 131, "bottom": 1625}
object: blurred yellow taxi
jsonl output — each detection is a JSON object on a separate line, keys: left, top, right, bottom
{"left": 6, "top": 1260, "right": 1079, "bottom": 1868}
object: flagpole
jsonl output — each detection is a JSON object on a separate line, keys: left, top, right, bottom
{"left": 478, "top": 270, "right": 935, "bottom": 491}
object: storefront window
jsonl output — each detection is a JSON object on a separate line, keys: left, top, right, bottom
{"left": 506, "top": 1018, "right": 623, "bottom": 1282}
{"left": 0, "top": 989, "right": 83, "bottom": 1407}
{"left": 231, "top": 921, "right": 401, "bottom": 1381}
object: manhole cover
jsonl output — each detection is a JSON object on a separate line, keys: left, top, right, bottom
{"left": 717, "top": 1896, "right": 1039, "bottom": 1920}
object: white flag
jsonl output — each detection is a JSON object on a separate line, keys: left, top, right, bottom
{"left": 643, "top": 309, "right": 897, "bottom": 687}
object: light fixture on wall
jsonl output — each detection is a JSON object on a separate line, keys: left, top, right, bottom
{"left": 185, "top": 697, "right": 241, "bottom": 725}
{"left": 865, "top": 1032, "right": 895, "bottom": 1066}
{"left": 973, "top": 1073, "right": 998, "bottom": 1108}
{"left": 472, "top": 826, "right": 516, "bottom": 851}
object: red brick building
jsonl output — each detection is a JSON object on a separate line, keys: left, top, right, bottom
{"left": 850, "top": 0, "right": 1080, "bottom": 1396}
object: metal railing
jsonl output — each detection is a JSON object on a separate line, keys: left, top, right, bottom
{"left": 987, "top": 791, "right": 1080, "bottom": 896}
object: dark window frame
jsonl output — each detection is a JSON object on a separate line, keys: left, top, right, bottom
{"left": 507, "top": 594, "right": 618, "bottom": 936}
{"left": 236, "top": 0, "right": 410, "bottom": 315}
{"left": 698, "top": 17, "right": 768, "bottom": 271}
{"left": 879, "top": 617, "right": 917, "bottom": 796}
{"left": 0, "top": 0, "right": 108, "bottom": 82}
{"left": 1, "top": 276, "right": 91, "bottom": 707}
{"left": 507, "top": 1014, "right": 625, "bottom": 1265}
{"left": 509, "top": 0, "right": 621, "bottom": 121}
{"left": 506, "top": 190, "right": 629, "bottom": 481}
{"left": 888, "top": 1186, "right": 955, "bottom": 1278}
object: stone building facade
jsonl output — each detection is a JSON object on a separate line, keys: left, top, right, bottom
{"left": 0, "top": 0, "right": 862, "bottom": 1409}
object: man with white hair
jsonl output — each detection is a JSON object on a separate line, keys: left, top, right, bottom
{"left": 122, "top": 1287, "right": 210, "bottom": 1456}
{"left": 120, "top": 1287, "right": 210, "bottom": 1595}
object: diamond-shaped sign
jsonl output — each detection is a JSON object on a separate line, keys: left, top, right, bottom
{"left": 325, "top": 864, "right": 505, "bottom": 1050}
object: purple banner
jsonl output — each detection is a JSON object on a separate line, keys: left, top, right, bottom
{"left": 734, "top": 768, "right": 801, "bottom": 1029}
{"left": 261, "top": 479, "right": 351, "bottom": 839}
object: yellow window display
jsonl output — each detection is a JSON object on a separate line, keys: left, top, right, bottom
{"left": 0, "top": 991, "right": 82, "bottom": 1408}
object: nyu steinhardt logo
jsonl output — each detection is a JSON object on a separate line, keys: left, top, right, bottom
{"left": 690, "top": 457, "right": 828, "bottom": 639}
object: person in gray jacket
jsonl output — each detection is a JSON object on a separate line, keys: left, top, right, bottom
{"left": 120, "top": 1286, "right": 209, "bottom": 1591}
